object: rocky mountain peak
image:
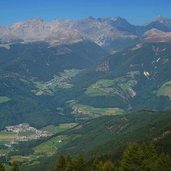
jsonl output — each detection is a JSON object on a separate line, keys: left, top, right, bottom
{"left": 146, "top": 16, "right": 171, "bottom": 30}
{"left": 110, "top": 16, "right": 128, "bottom": 23}
{"left": 155, "top": 16, "right": 171, "bottom": 24}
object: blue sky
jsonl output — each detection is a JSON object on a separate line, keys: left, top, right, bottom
{"left": 0, "top": 0, "right": 171, "bottom": 25}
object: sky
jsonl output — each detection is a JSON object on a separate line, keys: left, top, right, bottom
{"left": 0, "top": 0, "right": 171, "bottom": 25}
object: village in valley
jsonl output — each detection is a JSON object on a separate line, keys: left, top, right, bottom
{"left": 0, "top": 123, "right": 51, "bottom": 151}
{"left": 5, "top": 123, "right": 51, "bottom": 142}
{"left": 0, "top": 122, "right": 76, "bottom": 164}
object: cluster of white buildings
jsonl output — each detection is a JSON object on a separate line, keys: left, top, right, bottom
{"left": 5, "top": 123, "right": 50, "bottom": 142}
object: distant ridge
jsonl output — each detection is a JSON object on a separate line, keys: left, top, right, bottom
{"left": 1, "top": 16, "right": 171, "bottom": 52}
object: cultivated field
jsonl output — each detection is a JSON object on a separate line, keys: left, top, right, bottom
{"left": 157, "top": 80, "right": 171, "bottom": 99}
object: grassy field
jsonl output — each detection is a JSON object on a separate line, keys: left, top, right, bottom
{"left": 59, "top": 123, "right": 78, "bottom": 129}
{"left": 7, "top": 135, "right": 70, "bottom": 167}
{"left": 0, "top": 96, "right": 11, "bottom": 104}
{"left": 11, "top": 155, "right": 32, "bottom": 162}
{"left": 33, "top": 135, "right": 69, "bottom": 156}
{"left": 0, "top": 140, "right": 12, "bottom": 145}
{"left": 0, "top": 131, "right": 17, "bottom": 142}
{"left": 41, "top": 123, "right": 78, "bottom": 134}
{"left": 68, "top": 100, "right": 124, "bottom": 118}
{"left": 157, "top": 80, "right": 171, "bottom": 99}
{"left": 85, "top": 76, "right": 137, "bottom": 97}
{"left": 10, "top": 154, "right": 40, "bottom": 166}
{"left": 18, "top": 131, "right": 34, "bottom": 137}
{"left": 34, "top": 69, "right": 80, "bottom": 96}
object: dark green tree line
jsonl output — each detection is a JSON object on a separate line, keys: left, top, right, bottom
{"left": 53, "top": 143, "right": 171, "bottom": 171}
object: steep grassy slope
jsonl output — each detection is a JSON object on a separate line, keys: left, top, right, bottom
{"left": 14, "top": 111, "right": 171, "bottom": 171}
{"left": 57, "top": 111, "right": 171, "bottom": 157}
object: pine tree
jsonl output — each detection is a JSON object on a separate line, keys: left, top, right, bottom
{"left": 0, "top": 162, "right": 5, "bottom": 171}
{"left": 74, "top": 154, "right": 86, "bottom": 171}
{"left": 11, "top": 161, "right": 19, "bottom": 171}
{"left": 91, "top": 158, "right": 103, "bottom": 171}
{"left": 139, "top": 144, "right": 158, "bottom": 170}
{"left": 65, "top": 155, "right": 74, "bottom": 171}
{"left": 153, "top": 153, "right": 171, "bottom": 171}
{"left": 119, "top": 143, "right": 160, "bottom": 171}
{"left": 56, "top": 154, "right": 66, "bottom": 171}
{"left": 102, "top": 160, "right": 116, "bottom": 171}
{"left": 119, "top": 143, "right": 144, "bottom": 171}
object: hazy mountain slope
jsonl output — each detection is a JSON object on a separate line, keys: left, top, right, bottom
{"left": 1, "top": 41, "right": 171, "bottom": 129}
{"left": 0, "top": 41, "right": 107, "bottom": 81}
{"left": 143, "top": 28, "right": 171, "bottom": 42}
{"left": 71, "top": 42, "right": 171, "bottom": 112}
{"left": 0, "top": 41, "right": 108, "bottom": 129}
{"left": 1, "top": 21, "right": 171, "bottom": 129}
{"left": 0, "top": 74, "right": 75, "bottom": 129}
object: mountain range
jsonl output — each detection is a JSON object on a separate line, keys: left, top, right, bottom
{"left": 0, "top": 16, "right": 171, "bottom": 170}
{"left": 1, "top": 16, "right": 171, "bottom": 52}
